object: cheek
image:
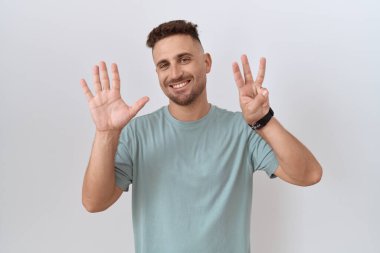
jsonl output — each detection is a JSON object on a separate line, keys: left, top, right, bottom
{"left": 157, "top": 73, "right": 167, "bottom": 86}
{"left": 196, "top": 67, "right": 208, "bottom": 79}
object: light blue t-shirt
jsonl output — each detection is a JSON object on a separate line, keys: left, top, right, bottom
{"left": 115, "top": 105, "right": 278, "bottom": 253}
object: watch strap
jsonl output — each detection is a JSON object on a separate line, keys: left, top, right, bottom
{"left": 248, "top": 108, "right": 274, "bottom": 130}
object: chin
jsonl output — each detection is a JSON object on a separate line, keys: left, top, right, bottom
{"left": 170, "top": 96, "right": 196, "bottom": 106}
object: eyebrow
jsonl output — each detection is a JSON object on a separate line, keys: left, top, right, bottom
{"left": 177, "top": 53, "right": 193, "bottom": 59}
{"left": 156, "top": 52, "right": 194, "bottom": 67}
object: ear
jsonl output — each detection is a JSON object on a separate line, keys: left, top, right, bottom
{"left": 204, "top": 53, "right": 212, "bottom": 73}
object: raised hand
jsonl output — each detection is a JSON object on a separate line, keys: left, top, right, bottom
{"left": 80, "top": 62, "right": 149, "bottom": 132}
{"left": 232, "top": 55, "right": 270, "bottom": 125}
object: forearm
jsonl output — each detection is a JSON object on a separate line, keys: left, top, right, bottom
{"left": 82, "top": 130, "right": 121, "bottom": 211}
{"left": 257, "top": 117, "right": 322, "bottom": 185}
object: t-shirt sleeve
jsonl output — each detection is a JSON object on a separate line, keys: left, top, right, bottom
{"left": 114, "top": 127, "right": 134, "bottom": 191}
{"left": 248, "top": 130, "right": 279, "bottom": 178}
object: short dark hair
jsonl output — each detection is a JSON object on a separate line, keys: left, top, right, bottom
{"left": 146, "top": 20, "right": 201, "bottom": 48}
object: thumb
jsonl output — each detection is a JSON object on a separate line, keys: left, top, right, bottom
{"left": 129, "top": 96, "right": 150, "bottom": 118}
{"left": 261, "top": 88, "right": 270, "bottom": 108}
{"left": 261, "top": 88, "right": 268, "bottom": 97}
{"left": 250, "top": 88, "right": 268, "bottom": 109}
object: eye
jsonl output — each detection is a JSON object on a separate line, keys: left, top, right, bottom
{"left": 158, "top": 62, "right": 169, "bottom": 70}
{"left": 179, "top": 57, "right": 191, "bottom": 64}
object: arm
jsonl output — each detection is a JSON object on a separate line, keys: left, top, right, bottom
{"left": 80, "top": 62, "right": 149, "bottom": 212}
{"left": 233, "top": 55, "right": 322, "bottom": 186}
{"left": 257, "top": 117, "right": 322, "bottom": 186}
{"left": 82, "top": 130, "right": 123, "bottom": 213}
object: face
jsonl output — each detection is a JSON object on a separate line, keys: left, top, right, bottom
{"left": 152, "top": 35, "right": 212, "bottom": 106}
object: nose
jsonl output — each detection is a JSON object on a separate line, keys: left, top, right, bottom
{"left": 169, "top": 63, "right": 183, "bottom": 81}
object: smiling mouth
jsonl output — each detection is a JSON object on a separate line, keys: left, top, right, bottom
{"left": 169, "top": 80, "right": 191, "bottom": 89}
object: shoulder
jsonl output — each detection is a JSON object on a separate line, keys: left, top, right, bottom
{"left": 212, "top": 106, "right": 264, "bottom": 142}
{"left": 212, "top": 105, "right": 247, "bottom": 127}
{"left": 206, "top": 105, "right": 254, "bottom": 141}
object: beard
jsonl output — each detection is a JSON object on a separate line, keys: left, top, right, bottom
{"left": 167, "top": 81, "right": 206, "bottom": 106}
{"left": 162, "top": 74, "right": 207, "bottom": 106}
{"left": 168, "top": 92, "right": 199, "bottom": 106}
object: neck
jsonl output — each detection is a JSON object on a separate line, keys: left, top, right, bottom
{"left": 168, "top": 93, "right": 210, "bottom": 122}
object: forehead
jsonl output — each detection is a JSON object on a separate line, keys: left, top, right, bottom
{"left": 152, "top": 35, "right": 203, "bottom": 63}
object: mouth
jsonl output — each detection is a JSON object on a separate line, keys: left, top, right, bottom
{"left": 169, "top": 80, "right": 191, "bottom": 89}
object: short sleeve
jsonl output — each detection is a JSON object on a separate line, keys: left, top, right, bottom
{"left": 248, "top": 130, "right": 279, "bottom": 178}
{"left": 114, "top": 127, "right": 134, "bottom": 191}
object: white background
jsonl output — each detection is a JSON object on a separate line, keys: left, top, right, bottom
{"left": 1, "top": 0, "right": 379, "bottom": 252}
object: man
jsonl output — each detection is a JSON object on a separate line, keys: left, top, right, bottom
{"left": 80, "top": 20, "right": 322, "bottom": 253}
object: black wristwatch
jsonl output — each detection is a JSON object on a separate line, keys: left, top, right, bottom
{"left": 248, "top": 108, "right": 274, "bottom": 130}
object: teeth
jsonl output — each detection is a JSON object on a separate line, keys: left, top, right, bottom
{"left": 172, "top": 81, "right": 188, "bottom": 89}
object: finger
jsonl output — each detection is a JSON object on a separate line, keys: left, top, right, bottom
{"left": 92, "top": 65, "right": 102, "bottom": 94}
{"left": 80, "top": 79, "right": 94, "bottom": 101}
{"left": 260, "top": 88, "right": 270, "bottom": 107}
{"left": 129, "top": 96, "right": 150, "bottom": 118}
{"left": 111, "top": 63, "right": 120, "bottom": 91}
{"left": 232, "top": 62, "right": 245, "bottom": 89}
{"left": 255, "top": 57, "right": 266, "bottom": 87}
{"left": 260, "top": 87, "right": 268, "bottom": 97}
{"left": 259, "top": 88, "right": 269, "bottom": 109}
{"left": 99, "top": 61, "right": 110, "bottom": 90}
{"left": 255, "top": 85, "right": 261, "bottom": 97}
{"left": 248, "top": 89, "right": 267, "bottom": 112}
{"left": 256, "top": 86, "right": 269, "bottom": 98}
{"left": 241, "top": 55, "right": 258, "bottom": 96}
{"left": 241, "top": 55, "right": 254, "bottom": 85}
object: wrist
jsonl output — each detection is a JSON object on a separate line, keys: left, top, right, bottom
{"left": 248, "top": 108, "right": 274, "bottom": 130}
{"left": 95, "top": 129, "right": 121, "bottom": 141}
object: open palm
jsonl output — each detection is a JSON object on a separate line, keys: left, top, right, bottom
{"left": 80, "top": 62, "right": 149, "bottom": 132}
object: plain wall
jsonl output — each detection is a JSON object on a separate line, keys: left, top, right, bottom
{"left": 1, "top": 0, "right": 379, "bottom": 252}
